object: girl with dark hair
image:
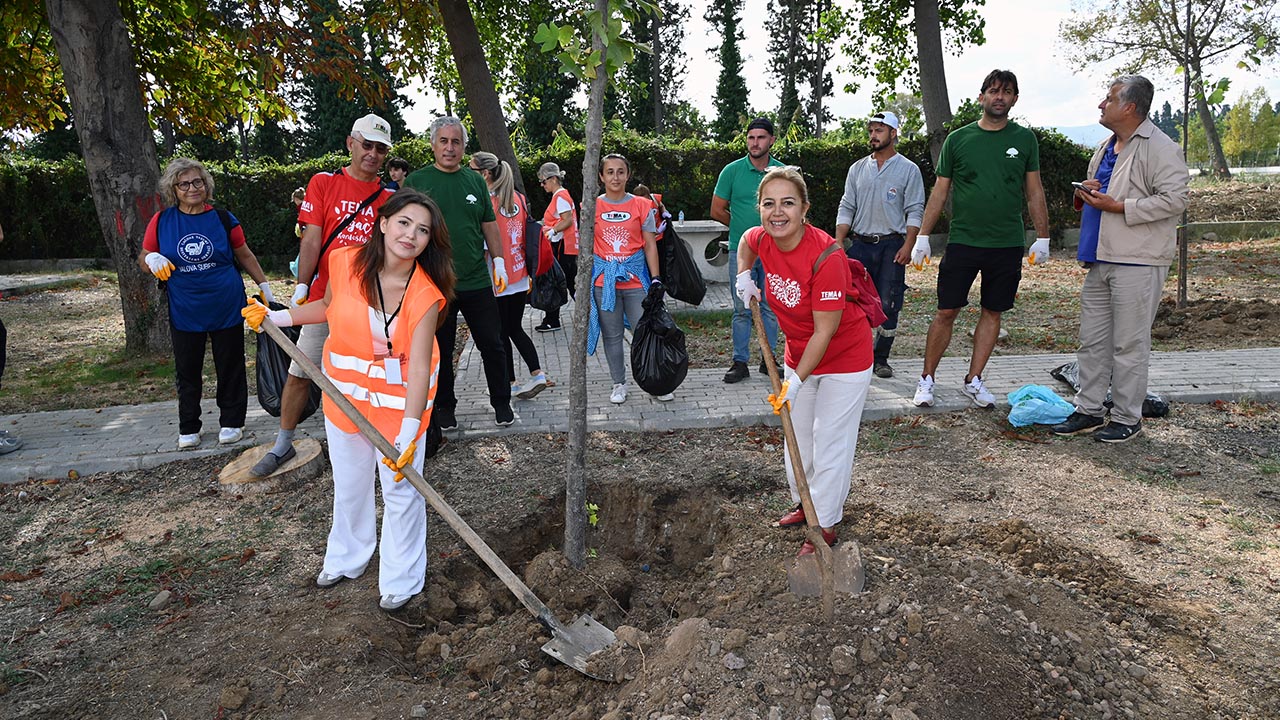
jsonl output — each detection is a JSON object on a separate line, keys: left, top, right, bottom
{"left": 244, "top": 189, "right": 454, "bottom": 612}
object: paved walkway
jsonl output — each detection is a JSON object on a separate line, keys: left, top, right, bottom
{"left": 2, "top": 283, "right": 1277, "bottom": 484}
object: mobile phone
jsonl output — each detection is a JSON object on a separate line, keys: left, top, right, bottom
{"left": 1071, "top": 181, "right": 1094, "bottom": 194}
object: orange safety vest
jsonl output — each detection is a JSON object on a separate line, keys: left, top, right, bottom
{"left": 543, "top": 187, "right": 579, "bottom": 255}
{"left": 321, "top": 247, "right": 445, "bottom": 441}
{"left": 490, "top": 191, "right": 530, "bottom": 290}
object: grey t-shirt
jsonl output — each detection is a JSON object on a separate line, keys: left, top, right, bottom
{"left": 835, "top": 153, "right": 925, "bottom": 236}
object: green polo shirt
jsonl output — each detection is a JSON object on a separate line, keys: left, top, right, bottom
{"left": 936, "top": 121, "right": 1040, "bottom": 249}
{"left": 403, "top": 165, "right": 496, "bottom": 291}
{"left": 713, "top": 154, "right": 786, "bottom": 250}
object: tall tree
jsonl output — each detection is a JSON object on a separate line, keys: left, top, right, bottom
{"left": 768, "top": 0, "right": 808, "bottom": 136}
{"left": 826, "top": 0, "right": 986, "bottom": 162}
{"left": 519, "top": 0, "right": 580, "bottom": 149}
{"left": 45, "top": 0, "right": 168, "bottom": 352}
{"left": 616, "top": 0, "right": 688, "bottom": 133}
{"left": 706, "top": 0, "right": 750, "bottom": 141}
{"left": 1061, "top": 0, "right": 1280, "bottom": 179}
{"left": 1151, "top": 100, "right": 1180, "bottom": 141}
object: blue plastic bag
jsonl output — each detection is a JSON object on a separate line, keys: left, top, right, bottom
{"left": 1007, "top": 384, "right": 1074, "bottom": 427}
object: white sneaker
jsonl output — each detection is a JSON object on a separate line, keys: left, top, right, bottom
{"left": 178, "top": 433, "right": 201, "bottom": 449}
{"left": 655, "top": 393, "right": 674, "bottom": 402}
{"left": 610, "top": 383, "right": 627, "bottom": 404}
{"left": 962, "top": 375, "right": 996, "bottom": 408}
{"left": 517, "top": 373, "right": 548, "bottom": 399}
{"left": 380, "top": 593, "right": 412, "bottom": 611}
{"left": 912, "top": 375, "right": 935, "bottom": 407}
{"left": 218, "top": 427, "right": 243, "bottom": 444}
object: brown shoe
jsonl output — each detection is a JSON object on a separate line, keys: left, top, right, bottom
{"left": 775, "top": 504, "right": 805, "bottom": 527}
{"left": 798, "top": 528, "right": 839, "bottom": 556}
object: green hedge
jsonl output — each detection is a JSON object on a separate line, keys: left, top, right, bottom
{"left": 0, "top": 127, "right": 1089, "bottom": 264}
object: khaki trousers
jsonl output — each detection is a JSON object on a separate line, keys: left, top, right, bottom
{"left": 1075, "top": 263, "right": 1168, "bottom": 426}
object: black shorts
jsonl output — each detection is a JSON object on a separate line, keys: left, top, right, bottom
{"left": 936, "top": 243, "right": 1023, "bottom": 312}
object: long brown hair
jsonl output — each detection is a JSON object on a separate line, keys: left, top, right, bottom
{"left": 355, "top": 189, "right": 456, "bottom": 308}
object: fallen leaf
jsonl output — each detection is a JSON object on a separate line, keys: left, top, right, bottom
{"left": 1173, "top": 470, "right": 1202, "bottom": 478}
{"left": 238, "top": 548, "right": 256, "bottom": 566}
{"left": 1000, "top": 431, "right": 1050, "bottom": 444}
{"left": 0, "top": 568, "right": 43, "bottom": 583}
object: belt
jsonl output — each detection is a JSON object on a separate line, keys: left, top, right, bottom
{"left": 854, "top": 233, "right": 903, "bottom": 244}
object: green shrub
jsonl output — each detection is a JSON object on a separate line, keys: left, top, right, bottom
{"left": 0, "top": 127, "right": 1089, "bottom": 263}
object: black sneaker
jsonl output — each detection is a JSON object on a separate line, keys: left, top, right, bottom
{"left": 723, "top": 361, "right": 749, "bottom": 384}
{"left": 1093, "top": 421, "right": 1142, "bottom": 443}
{"left": 1052, "top": 412, "right": 1105, "bottom": 436}
{"left": 495, "top": 403, "right": 516, "bottom": 426}
{"left": 873, "top": 361, "right": 894, "bottom": 379}
{"left": 436, "top": 408, "right": 458, "bottom": 430}
{"left": 758, "top": 360, "right": 769, "bottom": 376}
{"left": 535, "top": 321, "right": 561, "bottom": 333}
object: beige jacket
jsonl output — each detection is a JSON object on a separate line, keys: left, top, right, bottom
{"left": 1079, "top": 118, "right": 1190, "bottom": 266}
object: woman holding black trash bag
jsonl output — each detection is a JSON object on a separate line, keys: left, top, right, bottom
{"left": 587, "top": 153, "right": 670, "bottom": 405}
{"left": 534, "top": 162, "right": 579, "bottom": 332}
{"left": 735, "top": 166, "right": 873, "bottom": 556}
{"left": 138, "top": 157, "right": 273, "bottom": 450}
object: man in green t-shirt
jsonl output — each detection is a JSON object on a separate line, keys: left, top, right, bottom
{"left": 909, "top": 69, "right": 1051, "bottom": 410}
{"left": 403, "top": 116, "right": 513, "bottom": 429}
{"left": 711, "top": 117, "right": 784, "bottom": 384}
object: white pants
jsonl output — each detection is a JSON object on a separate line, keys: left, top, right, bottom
{"left": 783, "top": 367, "right": 873, "bottom": 528}
{"left": 322, "top": 418, "right": 427, "bottom": 597}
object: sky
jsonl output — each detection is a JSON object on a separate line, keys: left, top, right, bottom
{"left": 402, "top": 0, "right": 1280, "bottom": 137}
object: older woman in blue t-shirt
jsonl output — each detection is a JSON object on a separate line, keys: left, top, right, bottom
{"left": 138, "top": 158, "right": 272, "bottom": 450}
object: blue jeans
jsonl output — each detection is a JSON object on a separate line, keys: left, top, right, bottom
{"left": 730, "top": 258, "right": 779, "bottom": 364}
{"left": 846, "top": 236, "right": 905, "bottom": 363}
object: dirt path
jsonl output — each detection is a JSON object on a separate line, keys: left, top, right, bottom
{"left": 2, "top": 402, "right": 1276, "bottom": 719}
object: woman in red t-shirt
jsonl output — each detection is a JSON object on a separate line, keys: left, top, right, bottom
{"left": 736, "top": 166, "right": 874, "bottom": 557}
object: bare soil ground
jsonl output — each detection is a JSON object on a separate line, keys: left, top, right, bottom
{"left": 1, "top": 402, "right": 1278, "bottom": 720}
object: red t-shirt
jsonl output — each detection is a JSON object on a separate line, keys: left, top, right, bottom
{"left": 746, "top": 225, "right": 872, "bottom": 375}
{"left": 143, "top": 204, "right": 246, "bottom": 251}
{"left": 594, "top": 194, "right": 655, "bottom": 290}
{"left": 298, "top": 168, "right": 393, "bottom": 301}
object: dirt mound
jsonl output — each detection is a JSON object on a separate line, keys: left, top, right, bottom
{"left": 1189, "top": 181, "right": 1280, "bottom": 221}
{"left": 1152, "top": 296, "right": 1280, "bottom": 344}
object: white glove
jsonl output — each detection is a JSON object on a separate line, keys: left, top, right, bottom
{"left": 910, "top": 235, "right": 931, "bottom": 270}
{"left": 268, "top": 309, "right": 293, "bottom": 327}
{"left": 383, "top": 417, "right": 421, "bottom": 482}
{"left": 1028, "top": 237, "right": 1051, "bottom": 266}
{"left": 144, "top": 252, "right": 175, "bottom": 281}
{"left": 492, "top": 256, "right": 508, "bottom": 293}
{"left": 257, "top": 282, "right": 275, "bottom": 305}
{"left": 394, "top": 417, "right": 421, "bottom": 454}
{"left": 735, "top": 270, "right": 761, "bottom": 304}
{"left": 782, "top": 368, "right": 802, "bottom": 405}
{"left": 290, "top": 283, "right": 309, "bottom": 307}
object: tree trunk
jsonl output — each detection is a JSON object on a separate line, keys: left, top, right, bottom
{"left": 914, "top": 0, "right": 951, "bottom": 166}
{"left": 159, "top": 119, "right": 176, "bottom": 157}
{"left": 1191, "top": 71, "right": 1232, "bottom": 179}
{"left": 564, "top": 0, "right": 611, "bottom": 569}
{"left": 46, "top": 0, "right": 170, "bottom": 353}
{"left": 651, "top": 10, "right": 663, "bottom": 132}
{"left": 810, "top": 0, "right": 829, "bottom": 136}
{"left": 437, "top": 0, "right": 525, "bottom": 193}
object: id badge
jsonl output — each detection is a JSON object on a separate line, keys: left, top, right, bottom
{"left": 384, "top": 356, "right": 403, "bottom": 385}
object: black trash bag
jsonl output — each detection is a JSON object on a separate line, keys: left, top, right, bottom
{"left": 630, "top": 284, "right": 689, "bottom": 396}
{"left": 1048, "top": 361, "right": 1170, "bottom": 419}
{"left": 529, "top": 257, "right": 568, "bottom": 312}
{"left": 256, "top": 301, "right": 323, "bottom": 421}
{"left": 658, "top": 224, "right": 707, "bottom": 306}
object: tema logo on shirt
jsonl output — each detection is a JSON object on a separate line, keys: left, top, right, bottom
{"left": 176, "top": 233, "right": 214, "bottom": 264}
{"left": 820, "top": 290, "right": 843, "bottom": 302}
{"left": 601, "top": 210, "right": 632, "bottom": 222}
{"left": 766, "top": 273, "right": 802, "bottom": 309}
{"left": 1005, "top": 147, "right": 1019, "bottom": 159}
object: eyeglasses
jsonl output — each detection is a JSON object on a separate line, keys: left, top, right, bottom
{"left": 175, "top": 178, "right": 206, "bottom": 191}
{"left": 360, "top": 140, "right": 390, "bottom": 155}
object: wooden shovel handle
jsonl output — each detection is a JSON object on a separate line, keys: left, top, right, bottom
{"left": 260, "top": 320, "right": 565, "bottom": 635}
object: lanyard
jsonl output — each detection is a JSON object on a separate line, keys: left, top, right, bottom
{"left": 374, "top": 265, "right": 415, "bottom": 355}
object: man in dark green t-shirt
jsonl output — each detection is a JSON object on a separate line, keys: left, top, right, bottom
{"left": 909, "top": 69, "right": 1051, "bottom": 410}
{"left": 404, "top": 116, "right": 513, "bottom": 429}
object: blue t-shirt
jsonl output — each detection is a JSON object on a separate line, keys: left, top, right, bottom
{"left": 157, "top": 207, "right": 244, "bottom": 332}
{"left": 1077, "top": 139, "right": 1118, "bottom": 263}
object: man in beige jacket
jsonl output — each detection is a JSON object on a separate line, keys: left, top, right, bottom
{"left": 1053, "top": 75, "right": 1189, "bottom": 443}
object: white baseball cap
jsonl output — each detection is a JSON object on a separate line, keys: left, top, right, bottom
{"left": 350, "top": 114, "right": 393, "bottom": 146}
{"left": 869, "top": 111, "right": 900, "bottom": 130}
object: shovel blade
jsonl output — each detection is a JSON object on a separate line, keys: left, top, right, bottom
{"left": 540, "top": 614, "right": 619, "bottom": 680}
{"left": 787, "top": 540, "right": 866, "bottom": 597}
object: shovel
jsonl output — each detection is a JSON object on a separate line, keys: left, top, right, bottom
{"left": 259, "top": 320, "right": 617, "bottom": 679}
{"left": 750, "top": 300, "right": 865, "bottom": 621}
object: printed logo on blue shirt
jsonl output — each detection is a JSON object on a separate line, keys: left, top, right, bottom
{"left": 176, "top": 233, "right": 214, "bottom": 264}
{"left": 886, "top": 186, "right": 898, "bottom": 201}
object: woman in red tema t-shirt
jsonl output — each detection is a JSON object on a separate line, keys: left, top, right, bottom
{"left": 736, "top": 166, "right": 874, "bottom": 557}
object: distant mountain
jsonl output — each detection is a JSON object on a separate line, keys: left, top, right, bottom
{"left": 1050, "top": 124, "right": 1111, "bottom": 148}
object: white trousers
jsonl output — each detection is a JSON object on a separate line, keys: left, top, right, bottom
{"left": 322, "top": 418, "right": 427, "bottom": 597}
{"left": 783, "top": 367, "right": 873, "bottom": 528}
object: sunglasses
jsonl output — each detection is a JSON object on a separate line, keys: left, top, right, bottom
{"left": 175, "top": 178, "right": 206, "bottom": 191}
{"left": 359, "top": 140, "right": 390, "bottom": 155}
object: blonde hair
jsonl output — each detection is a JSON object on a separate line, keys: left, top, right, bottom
{"left": 756, "top": 165, "right": 809, "bottom": 207}
{"left": 471, "top": 151, "right": 517, "bottom": 215}
{"left": 158, "top": 157, "right": 214, "bottom": 207}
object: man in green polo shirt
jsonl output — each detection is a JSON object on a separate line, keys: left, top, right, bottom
{"left": 404, "top": 116, "right": 513, "bottom": 429}
{"left": 711, "top": 117, "right": 784, "bottom": 384}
